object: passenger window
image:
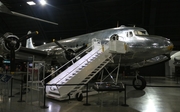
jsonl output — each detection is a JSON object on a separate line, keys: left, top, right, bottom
{"left": 129, "top": 32, "right": 133, "bottom": 37}
{"left": 127, "top": 32, "right": 133, "bottom": 37}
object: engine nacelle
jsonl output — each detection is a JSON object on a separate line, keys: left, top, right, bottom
{"left": 3, "top": 34, "right": 21, "bottom": 52}
{"left": 55, "top": 49, "right": 76, "bottom": 64}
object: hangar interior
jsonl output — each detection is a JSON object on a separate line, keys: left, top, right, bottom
{"left": 0, "top": 0, "right": 180, "bottom": 112}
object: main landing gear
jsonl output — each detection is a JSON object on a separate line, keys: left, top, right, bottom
{"left": 132, "top": 71, "right": 146, "bottom": 90}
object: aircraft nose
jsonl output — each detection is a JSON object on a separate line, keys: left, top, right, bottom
{"left": 164, "top": 39, "right": 174, "bottom": 51}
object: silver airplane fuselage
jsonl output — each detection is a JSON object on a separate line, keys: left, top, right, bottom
{"left": 32, "top": 25, "right": 173, "bottom": 67}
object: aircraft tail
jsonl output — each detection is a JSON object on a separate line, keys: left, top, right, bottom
{"left": 26, "top": 31, "right": 35, "bottom": 49}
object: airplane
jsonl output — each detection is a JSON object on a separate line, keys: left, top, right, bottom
{"left": 17, "top": 25, "right": 173, "bottom": 90}
{"left": 0, "top": 1, "right": 174, "bottom": 91}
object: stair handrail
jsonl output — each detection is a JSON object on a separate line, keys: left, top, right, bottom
{"left": 40, "top": 38, "right": 102, "bottom": 83}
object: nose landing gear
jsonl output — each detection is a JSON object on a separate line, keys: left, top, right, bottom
{"left": 132, "top": 71, "right": 146, "bottom": 90}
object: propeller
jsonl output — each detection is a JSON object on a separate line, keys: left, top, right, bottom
{"left": 54, "top": 41, "right": 87, "bottom": 60}
{"left": 54, "top": 41, "right": 66, "bottom": 51}
{"left": 1, "top": 31, "right": 38, "bottom": 73}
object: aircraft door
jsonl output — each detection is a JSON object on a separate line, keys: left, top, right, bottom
{"left": 110, "top": 34, "right": 124, "bottom": 41}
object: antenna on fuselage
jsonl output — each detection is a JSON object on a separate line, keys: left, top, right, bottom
{"left": 117, "top": 21, "right": 119, "bottom": 27}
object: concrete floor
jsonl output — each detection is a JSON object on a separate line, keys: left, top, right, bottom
{"left": 0, "top": 76, "right": 180, "bottom": 112}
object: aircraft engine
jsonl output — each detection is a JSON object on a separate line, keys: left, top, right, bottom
{"left": 64, "top": 49, "right": 76, "bottom": 60}
{"left": 55, "top": 49, "right": 76, "bottom": 64}
{"left": 3, "top": 34, "right": 22, "bottom": 52}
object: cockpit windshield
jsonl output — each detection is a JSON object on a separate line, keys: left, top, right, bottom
{"left": 134, "top": 30, "right": 148, "bottom": 35}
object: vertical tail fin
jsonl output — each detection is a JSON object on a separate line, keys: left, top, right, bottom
{"left": 26, "top": 31, "right": 35, "bottom": 49}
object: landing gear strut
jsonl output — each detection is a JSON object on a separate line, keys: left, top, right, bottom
{"left": 132, "top": 71, "right": 146, "bottom": 90}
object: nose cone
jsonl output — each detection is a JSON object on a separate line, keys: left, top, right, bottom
{"left": 142, "top": 35, "right": 174, "bottom": 54}
{"left": 149, "top": 35, "right": 174, "bottom": 52}
{"left": 165, "top": 39, "right": 174, "bottom": 51}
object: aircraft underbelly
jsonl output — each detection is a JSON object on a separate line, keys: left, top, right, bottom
{"left": 112, "top": 47, "right": 169, "bottom": 66}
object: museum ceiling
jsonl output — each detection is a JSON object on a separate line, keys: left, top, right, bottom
{"left": 0, "top": 0, "right": 180, "bottom": 50}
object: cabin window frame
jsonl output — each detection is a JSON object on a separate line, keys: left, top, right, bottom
{"left": 126, "top": 31, "right": 133, "bottom": 37}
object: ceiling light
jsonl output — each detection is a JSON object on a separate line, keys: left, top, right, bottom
{"left": 27, "top": 1, "right": 36, "bottom": 5}
{"left": 40, "top": 0, "right": 47, "bottom": 5}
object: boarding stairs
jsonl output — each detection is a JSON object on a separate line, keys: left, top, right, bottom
{"left": 44, "top": 38, "right": 127, "bottom": 100}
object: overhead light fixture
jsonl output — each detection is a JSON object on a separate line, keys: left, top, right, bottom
{"left": 27, "top": 1, "right": 36, "bottom": 5}
{"left": 40, "top": 0, "right": 47, "bottom": 6}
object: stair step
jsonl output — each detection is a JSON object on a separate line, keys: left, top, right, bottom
{"left": 72, "top": 73, "right": 76, "bottom": 75}
{"left": 89, "top": 74, "right": 94, "bottom": 76}
{"left": 85, "top": 77, "right": 90, "bottom": 79}
{"left": 93, "top": 70, "right": 98, "bottom": 72}
{"left": 79, "top": 82, "right": 85, "bottom": 84}
{"left": 70, "top": 90, "right": 77, "bottom": 93}
{"left": 82, "top": 80, "right": 88, "bottom": 82}
{"left": 69, "top": 76, "right": 73, "bottom": 78}
{"left": 74, "top": 87, "right": 80, "bottom": 89}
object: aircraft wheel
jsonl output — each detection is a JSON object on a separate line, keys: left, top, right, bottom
{"left": 132, "top": 76, "right": 146, "bottom": 90}
{"left": 76, "top": 93, "right": 83, "bottom": 101}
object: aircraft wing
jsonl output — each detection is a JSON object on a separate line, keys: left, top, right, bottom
{"left": 19, "top": 47, "right": 48, "bottom": 56}
{"left": 13, "top": 47, "right": 48, "bottom": 60}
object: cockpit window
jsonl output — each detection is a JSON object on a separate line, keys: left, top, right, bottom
{"left": 134, "top": 30, "right": 148, "bottom": 35}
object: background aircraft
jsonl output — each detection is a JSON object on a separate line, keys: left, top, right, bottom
{"left": 0, "top": 1, "right": 57, "bottom": 72}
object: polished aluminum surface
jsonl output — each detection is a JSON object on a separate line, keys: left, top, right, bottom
{"left": 32, "top": 25, "right": 173, "bottom": 68}
{"left": 0, "top": 25, "right": 173, "bottom": 68}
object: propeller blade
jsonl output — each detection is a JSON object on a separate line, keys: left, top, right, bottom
{"left": 19, "top": 31, "right": 38, "bottom": 42}
{"left": 54, "top": 41, "right": 67, "bottom": 51}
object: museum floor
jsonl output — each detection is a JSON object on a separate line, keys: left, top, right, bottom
{"left": 0, "top": 76, "right": 180, "bottom": 112}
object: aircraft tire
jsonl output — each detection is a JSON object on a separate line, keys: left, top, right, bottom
{"left": 132, "top": 76, "right": 146, "bottom": 90}
{"left": 75, "top": 93, "right": 83, "bottom": 101}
